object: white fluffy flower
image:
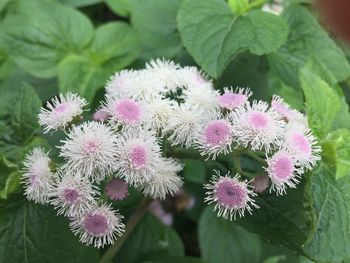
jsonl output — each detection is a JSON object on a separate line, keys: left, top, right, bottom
{"left": 145, "top": 58, "right": 182, "bottom": 92}
{"left": 195, "top": 118, "right": 234, "bottom": 160}
{"left": 50, "top": 171, "right": 98, "bottom": 218}
{"left": 59, "top": 122, "right": 118, "bottom": 183}
{"left": 105, "top": 69, "right": 138, "bottom": 98}
{"left": 230, "top": 100, "right": 286, "bottom": 152}
{"left": 22, "top": 147, "right": 54, "bottom": 204}
{"left": 178, "top": 66, "right": 213, "bottom": 90}
{"left": 271, "top": 95, "right": 304, "bottom": 122}
{"left": 38, "top": 92, "right": 87, "bottom": 133}
{"left": 70, "top": 203, "right": 125, "bottom": 248}
{"left": 283, "top": 124, "right": 321, "bottom": 170}
{"left": 139, "top": 158, "right": 183, "bottom": 200}
{"left": 115, "top": 128, "right": 162, "bottom": 185}
{"left": 147, "top": 97, "right": 175, "bottom": 133}
{"left": 164, "top": 104, "right": 210, "bottom": 148}
{"left": 183, "top": 85, "right": 220, "bottom": 113}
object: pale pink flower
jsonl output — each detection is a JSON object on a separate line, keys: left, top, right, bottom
{"left": 252, "top": 175, "right": 270, "bottom": 194}
{"left": 38, "top": 92, "right": 87, "bottom": 133}
{"left": 50, "top": 172, "right": 98, "bottom": 217}
{"left": 70, "top": 204, "right": 125, "bottom": 248}
{"left": 266, "top": 150, "right": 302, "bottom": 195}
{"left": 204, "top": 171, "right": 258, "bottom": 220}
{"left": 22, "top": 147, "right": 54, "bottom": 204}
{"left": 283, "top": 124, "right": 321, "bottom": 170}
{"left": 92, "top": 109, "right": 109, "bottom": 122}
{"left": 195, "top": 119, "right": 234, "bottom": 159}
{"left": 218, "top": 87, "right": 252, "bottom": 110}
{"left": 59, "top": 122, "right": 118, "bottom": 183}
{"left": 230, "top": 100, "right": 286, "bottom": 152}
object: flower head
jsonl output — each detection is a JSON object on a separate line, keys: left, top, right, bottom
{"left": 271, "top": 95, "right": 303, "bottom": 122}
{"left": 115, "top": 129, "right": 161, "bottom": 185}
{"left": 38, "top": 92, "right": 87, "bottom": 133}
{"left": 266, "top": 150, "right": 302, "bottom": 195}
{"left": 195, "top": 119, "right": 234, "bottom": 159}
{"left": 105, "top": 97, "right": 148, "bottom": 127}
{"left": 252, "top": 175, "right": 270, "bottom": 194}
{"left": 183, "top": 85, "right": 220, "bottom": 113}
{"left": 178, "top": 66, "right": 212, "bottom": 90}
{"left": 22, "top": 147, "right": 54, "bottom": 204}
{"left": 204, "top": 171, "right": 258, "bottom": 220}
{"left": 147, "top": 97, "right": 174, "bottom": 133}
{"left": 70, "top": 203, "right": 125, "bottom": 248}
{"left": 164, "top": 104, "right": 210, "bottom": 148}
{"left": 59, "top": 122, "right": 118, "bottom": 183}
{"left": 50, "top": 172, "right": 98, "bottom": 217}
{"left": 146, "top": 58, "right": 181, "bottom": 92}
{"left": 139, "top": 158, "right": 183, "bottom": 200}
{"left": 283, "top": 125, "right": 321, "bottom": 170}
{"left": 105, "top": 178, "right": 128, "bottom": 201}
{"left": 231, "top": 100, "right": 286, "bottom": 152}
{"left": 218, "top": 87, "right": 252, "bottom": 110}
{"left": 92, "top": 109, "right": 109, "bottom": 122}
{"left": 105, "top": 69, "right": 137, "bottom": 98}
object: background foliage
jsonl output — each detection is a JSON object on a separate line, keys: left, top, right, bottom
{"left": 0, "top": 0, "right": 350, "bottom": 262}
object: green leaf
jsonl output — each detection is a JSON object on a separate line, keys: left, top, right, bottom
{"left": 0, "top": 83, "right": 41, "bottom": 144}
{"left": 144, "top": 256, "right": 205, "bottom": 263}
{"left": 299, "top": 68, "right": 340, "bottom": 139}
{"left": 59, "top": 22, "right": 140, "bottom": 101}
{"left": 0, "top": 0, "right": 94, "bottom": 78}
{"left": 262, "top": 255, "right": 286, "bottom": 263}
{"left": 303, "top": 165, "right": 350, "bottom": 262}
{"left": 0, "top": 171, "right": 20, "bottom": 199}
{"left": 333, "top": 96, "right": 350, "bottom": 130}
{"left": 90, "top": 22, "right": 140, "bottom": 70}
{"left": 228, "top": 0, "right": 249, "bottom": 15}
{"left": 183, "top": 160, "right": 206, "bottom": 184}
{"left": 236, "top": 178, "right": 314, "bottom": 254}
{"left": 131, "top": 0, "right": 182, "bottom": 59}
{"left": 327, "top": 129, "right": 350, "bottom": 180}
{"left": 177, "top": 0, "right": 288, "bottom": 78}
{"left": 268, "top": 5, "right": 350, "bottom": 87}
{"left": 58, "top": 55, "right": 107, "bottom": 102}
{"left": 105, "top": 0, "right": 131, "bottom": 17}
{"left": 58, "top": 0, "right": 102, "bottom": 7}
{"left": 114, "top": 213, "right": 184, "bottom": 263}
{"left": 0, "top": 197, "right": 99, "bottom": 263}
{"left": 199, "top": 206, "right": 261, "bottom": 263}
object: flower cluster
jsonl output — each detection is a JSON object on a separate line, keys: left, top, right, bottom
{"left": 22, "top": 59, "right": 320, "bottom": 248}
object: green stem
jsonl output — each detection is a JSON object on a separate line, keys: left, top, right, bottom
{"left": 166, "top": 147, "right": 203, "bottom": 160}
{"left": 100, "top": 198, "right": 152, "bottom": 263}
{"left": 243, "top": 151, "right": 267, "bottom": 165}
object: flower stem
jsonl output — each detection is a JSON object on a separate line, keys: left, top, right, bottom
{"left": 243, "top": 151, "right": 267, "bottom": 165}
{"left": 100, "top": 198, "right": 152, "bottom": 263}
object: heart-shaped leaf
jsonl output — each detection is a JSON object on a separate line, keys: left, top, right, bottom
{"left": 177, "top": 0, "right": 289, "bottom": 78}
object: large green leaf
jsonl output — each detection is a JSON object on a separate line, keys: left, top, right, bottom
{"left": 131, "top": 0, "right": 182, "bottom": 59}
{"left": 199, "top": 206, "right": 261, "bottom": 263}
{"left": 326, "top": 129, "right": 350, "bottom": 180}
{"left": 300, "top": 68, "right": 340, "bottom": 139}
{"left": 105, "top": 0, "right": 131, "bottom": 17}
{"left": 0, "top": 0, "right": 94, "bottom": 78}
{"left": 0, "top": 83, "right": 41, "bottom": 144}
{"left": 114, "top": 213, "right": 184, "bottom": 263}
{"left": 59, "top": 22, "right": 140, "bottom": 101}
{"left": 58, "top": 55, "right": 107, "bottom": 102}
{"left": 268, "top": 5, "right": 350, "bottom": 87}
{"left": 303, "top": 165, "right": 350, "bottom": 262}
{"left": 0, "top": 197, "right": 99, "bottom": 263}
{"left": 58, "top": 0, "right": 102, "bottom": 7}
{"left": 177, "top": 0, "right": 288, "bottom": 78}
{"left": 236, "top": 177, "right": 314, "bottom": 254}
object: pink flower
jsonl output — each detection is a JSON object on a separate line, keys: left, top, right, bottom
{"left": 92, "top": 109, "right": 109, "bottom": 122}
{"left": 70, "top": 204, "right": 125, "bottom": 248}
{"left": 252, "top": 175, "right": 270, "bottom": 194}
{"left": 266, "top": 150, "right": 302, "bottom": 195}
{"left": 204, "top": 171, "right": 258, "bottom": 220}
{"left": 218, "top": 88, "right": 252, "bottom": 110}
